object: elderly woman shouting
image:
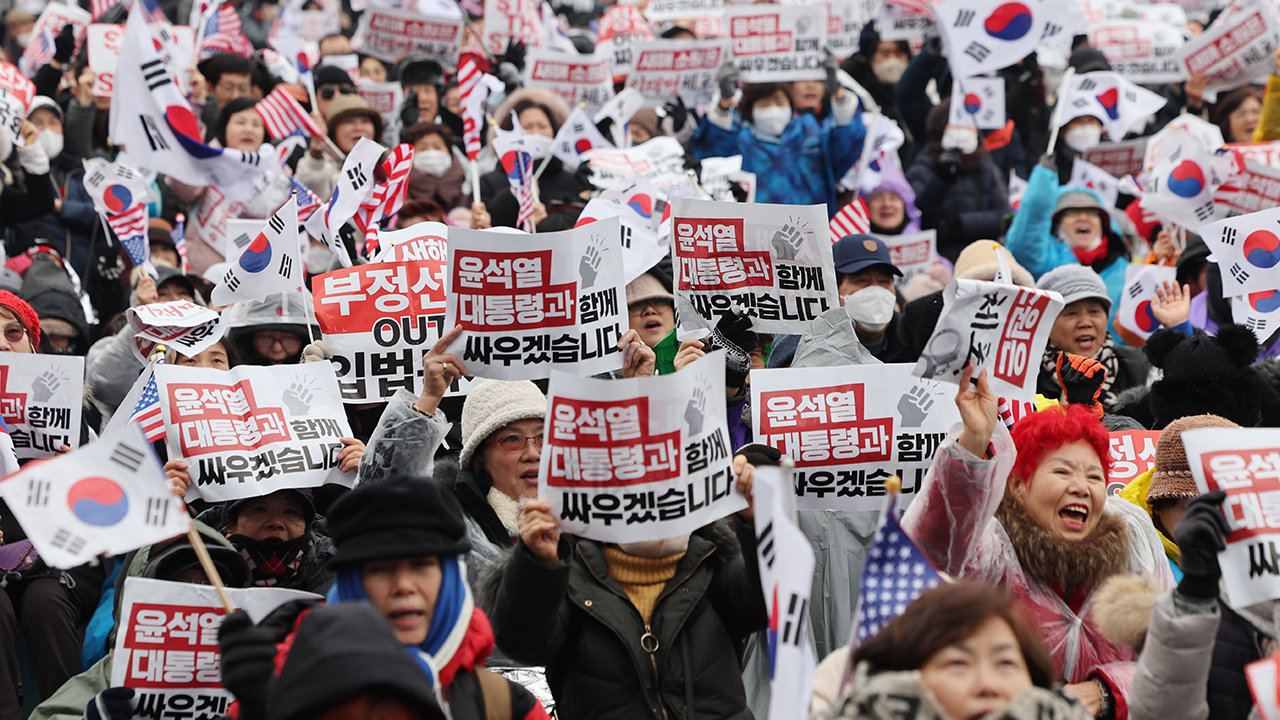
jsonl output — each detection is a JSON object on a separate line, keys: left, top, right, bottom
{"left": 901, "top": 365, "right": 1172, "bottom": 720}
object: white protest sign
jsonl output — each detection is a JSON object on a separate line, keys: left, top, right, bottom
{"left": 1185, "top": 427, "right": 1280, "bottom": 606}
{"left": 314, "top": 236, "right": 464, "bottom": 402}
{"left": 878, "top": 1, "right": 932, "bottom": 42}
{"left": 538, "top": 350, "right": 746, "bottom": 542}
{"left": 1174, "top": 0, "right": 1280, "bottom": 103}
{"left": 526, "top": 49, "right": 615, "bottom": 117}
{"left": 1215, "top": 160, "right": 1280, "bottom": 218}
{"left": 351, "top": 7, "right": 463, "bottom": 66}
{"left": 585, "top": 136, "right": 689, "bottom": 198}
{"left": 726, "top": 4, "right": 827, "bottom": 83}
{"left": 356, "top": 78, "right": 405, "bottom": 116}
{"left": 949, "top": 76, "right": 1006, "bottom": 130}
{"left": 912, "top": 279, "right": 1065, "bottom": 403}
{"left": 0, "top": 424, "right": 186, "bottom": 568}
{"left": 597, "top": 3, "right": 654, "bottom": 79}
{"left": 1247, "top": 655, "right": 1280, "bottom": 720}
{"left": 877, "top": 230, "right": 938, "bottom": 286}
{"left": 126, "top": 301, "right": 224, "bottom": 364}
{"left": 1115, "top": 264, "right": 1177, "bottom": 341}
{"left": 671, "top": 198, "right": 837, "bottom": 335}
{"left": 88, "top": 24, "right": 195, "bottom": 98}
{"left": 1089, "top": 19, "right": 1186, "bottom": 84}
{"left": 0, "top": 62, "right": 35, "bottom": 142}
{"left": 111, "top": 578, "right": 321, "bottom": 716}
{"left": 625, "top": 39, "right": 725, "bottom": 110}
{"left": 752, "top": 364, "right": 960, "bottom": 511}
{"left": 443, "top": 218, "right": 627, "bottom": 381}
{"left": 482, "top": 0, "right": 542, "bottom": 56}
{"left": 823, "top": 0, "right": 873, "bottom": 59}
{"left": 752, "top": 465, "right": 817, "bottom": 720}
{"left": 371, "top": 222, "right": 450, "bottom": 263}
{"left": 1083, "top": 138, "right": 1148, "bottom": 178}
{"left": 1233, "top": 142, "right": 1280, "bottom": 171}
{"left": 643, "top": 0, "right": 724, "bottom": 22}
{"left": 698, "top": 155, "right": 757, "bottom": 204}
{"left": 0, "top": 353, "right": 84, "bottom": 459}
{"left": 1198, "top": 205, "right": 1280, "bottom": 296}
{"left": 156, "top": 362, "right": 355, "bottom": 502}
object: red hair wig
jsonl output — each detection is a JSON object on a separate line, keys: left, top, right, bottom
{"left": 1009, "top": 403, "right": 1112, "bottom": 487}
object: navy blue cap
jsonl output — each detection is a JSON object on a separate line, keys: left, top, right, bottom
{"left": 832, "top": 234, "right": 903, "bottom": 277}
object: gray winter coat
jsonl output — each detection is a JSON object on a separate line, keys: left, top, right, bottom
{"left": 1130, "top": 590, "right": 1220, "bottom": 720}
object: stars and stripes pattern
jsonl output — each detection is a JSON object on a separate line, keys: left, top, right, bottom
{"left": 129, "top": 368, "right": 165, "bottom": 443}
{"left": 255, "top": 84, "right": 323, "bottom": 140}
{"left": 829, "top": 197, "right": 870, "bottom": 242}
{"left": 107, "top": 204, "right": 150, "bottom": 268}
{"left": 354, "top": 144, "right": 414, "bottom": 253}
{"left": 291, "top": 176, "right": 322, "bottom": 223}
{"left": 853, "top": 496, "right": 944, "bottom": 643}
{"left": 172, "top": 213, "right": 188, "bottom": 273}
{"left": 91, "top": 0, "right": 121, "bottom": 21}
{"left": 458, "top": 57, "right": 502, "bottom": 163}
{"left": 19, "top": 26, "right": 57, "bottom": 78}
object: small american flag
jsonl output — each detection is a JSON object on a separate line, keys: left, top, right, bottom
{"left": 92, "top": 0, "right": 121, "bottom": 21}
{"left": 355, "top": 144, "right": 414, "bottom": 253}
{"left": 829, "top": 197, "right": 871, "bottom": 242}
{"left": 291, "top": 177, "right": 322, "bottom": 223}
{"left": 203, "top": 1, "right": 241, "bottom": 37}
{"left": 852, "top": 495, "right": 943, "bottom": 643}
{"left": 107, "top": 204, "right": 149, "bottom": 268}
{"left": 458, "top": 57, "right": 484, "bottom": 161}
{"left": 172, "top": 213, "right": 188, "bottom": 273}
{"left": 255, "top": 84, "right": 323, "bottom": 140}
{"left": 129, "top": 369, "right": 165, "bottom": 443}
{"left": 19, "top": 26, "right": 56, "bottom": 78}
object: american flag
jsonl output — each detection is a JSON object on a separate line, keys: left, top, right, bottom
{"left": 172, "top": 213, "right": 188, "bottom": 273}
{"left": 829, "top": 197, "right": 871, "bottom": 242}
{"left": 92, "top": 0, "right": 121, "bottom": 21}
{"left": 255, "top": 84, "right": 323, "bottom": 140}
{"left": 291, "top": 176, "right": 322, "bottom": 222}
{"left": 355, "top": 144, "right": 414, "bottom": 253}
{"left": 998, "top": 396, "right": 1038, "bottom": 430}
{"left": 19, "top": 26, "right": 57, "bottom": 78}
{"left": 457, "top": 57, "right": 502, "bottom": 162}
{"left": 129, "top": 369, "right": 166, "bottom": 443}
{"left": 852, "top": 495, "right": 944, "bottom": 643}
{"left": 203, "top": 0, "right": 241, "bottom": 37}
{"left": 108, "top": 204, "right": 150, "bottom": 268}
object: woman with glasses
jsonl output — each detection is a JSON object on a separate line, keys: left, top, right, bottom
{"left": 222, "top": 290, "right": 320, "bottom": 366}
{"left": 1211, "top": 86, "right": 1263, "bottom": 144}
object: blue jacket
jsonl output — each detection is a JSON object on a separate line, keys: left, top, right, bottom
{"left": 1004, "top": 164, "right": 1130, "bottom": 340}
{"left": 692, "top": 98, "right": 865, "bottom": 214}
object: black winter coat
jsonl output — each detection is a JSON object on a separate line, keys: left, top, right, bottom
{"left": 479, "top": 158, "right": 586, "bottom": 229}
{"left": 905, "top": 152, "right": 1009, "bottom": 262}
{"left": 483, "top": 520, "right": 768, "bottom": 720}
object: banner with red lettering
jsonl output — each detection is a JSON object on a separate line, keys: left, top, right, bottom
{"left": 1088, "top": 19, "right": 1186, "bottom": 84}
{"left": 822, "top": 0, "right": 873, "bottom": 59}
{"left": 912, "top": 279, "right": 1065, "bottom": 403}
{"left": 671, "top": 198, "right": 837, "bottom": 335}
{"left": 1173, "top": 0, "right": 1280, "bottom": 103}
{"left": 0, "top": 353, "right": 84, "bottom": 460}
{"left": 876, "top": 230, "right": 938, "bottom": 288}
{"left": 351, "top": 7, "right": 462, "bottom": 66}
{"left": 482, "top": 0, "right": 542, "bottom": 56}
{"left": 525, "top": 49, "right": 614, "bottom": 116}
{"left": 643, "top": 0, "right": 724, "bottom": 23}
{"left": 315, "top": 232, "right": 462, "bottom": 402}
{"left": 538, "top": 350, "right": 745, "bottom": 542}
{"left": 443, "top": 219, "right": 627, "bottom": 381}
{"left": 625, "top": 39, "right": 724, "bottom": 110}
{"left": 126, "top": 300, "right": 224, "bottom": 364}
{"left": 751, "top": 363, "right": 961, "bottom": 511}
{"left": 1215, "top": 160, "right": 1280, "bottom": 218}
{"left": 1185, "top": 427, "right": 1280, "bottom": 606}
{"left": 1108, "top": 429, "right": 1160, "bottom": 495}
{"left": 1083, "top": 138, "right": 1148, "bottom": 179}
{"left": 88, "top": 23, "right": 195, "bottom": 98}
{"left": 0, "top": 62, "right": 35, "bottom": 141}
{"left": 111, "top": 578, "right": 320, "bottom": 716}
{"left": 726, "top": 4, "right": 827, "bottom": 83}
{"left": 155, "top": 362, "right": 354, "bottom": 501}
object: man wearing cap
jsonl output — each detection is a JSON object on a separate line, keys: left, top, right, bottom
{"left": 312, "top": 65, "right": 358, "bottom": 118}
{"left": 208, "top": 488, "right": 335, "bottom": 594}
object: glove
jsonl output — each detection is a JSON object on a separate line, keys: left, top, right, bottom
{"left": 822, "top": 48, "right": 840, "bottom": 98}
{"left": 716, "top": 61, "right": 740, "bottom": 100}
{"left": 85, "top": 687, "right": 135, "bottom": 720}
{"left": 219, "top": 609, "right": 279, "bottom": 720}
{"left": 936, "top": 149, "right": 961, "bottom": 182}
{"left": 682, "top": 154, "right": 702, "bottom": 182}
{"left": 1054, "top": 352, "right": 1105, "bottom": 418}
{"left": 1174, "top": 490, "right": 1229, "bottom": 599}
{"left": 497, "top": 39, "right": 527, "bottom": 73}
{"left": 702, "top": 312, "right": 757, "bottom": 390}
{"left": 301, "top": 340, "right": 333, "bottom": 364}
{"left": 399, "top": 90, "right": 420, "bottom": 129}
{"left": 728, "top": 180, "right": 748, "bottom": 203}
{"left": 53, "top": 24, "right": 76, "bottom": 65}
{"left": 658, "top": 97, "right": 688, "bottom": 133}
{"left": 1037, "top": 152, "right": 1057, "bottom": 171}
{"left": 495, "top": 62, "right": 522, "bottom": 94}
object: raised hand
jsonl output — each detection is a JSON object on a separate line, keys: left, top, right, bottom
{"left": 955, "top": 364, "right": 998, "bottom": 458}
{"left": 1151, "top": 280, "right": 1191, "bottom": 329}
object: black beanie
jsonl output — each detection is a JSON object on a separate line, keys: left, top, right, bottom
{"left": 1145, "top": 326, "right": 1262, "bottom": 428}
{"left": 327, "top": 476, "right": 470, "bottom": 568}
{"left": 1068, "top": 45, "right": 1112, "bottom": 73}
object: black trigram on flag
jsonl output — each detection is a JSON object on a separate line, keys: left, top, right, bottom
{"left": 140, "top": 59, "right": 171, "bottom": 91}
{"left": 758, "top": 521, "right": 776, "bottom": 570}
{"left": 50, "top": 528, "right": 87, "bottom": 556}
{"left": 268, "top": 214, "right": 285, "bottom": 234}
{"left": 780, "top": 593, "right": 808, "bottom": 646}
{"left": 224, "top": 272, "right": 242, "bottom": 292}
{"left": 110, "top": 442, "right": 145, "bottom": 473}
{"left": 347, "top": 166, "right": 368, "bottom": 189}
{"left": 1222, "top": 227, "right": 1238, "bottom": 245}
{"left": 954, "top": 8, "right": 975, "bottom": 26}
{"left": 145, "top": 497, "right": 169, "bottom": 527}
{"left": 279, "top": 253, "right": 294, "bottom": 279}
{"left": 26, "top": 479, "right": 50, "bottom": 507}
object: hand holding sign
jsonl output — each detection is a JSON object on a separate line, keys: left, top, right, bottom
{"left": 955, "top": 364, "right": 999, "bottom": 459}
{"left": 1174, "top": 490, "right": 1229, "bottom": 599}
{"left": 518, "top": 498, "right": 561, "bottom": 563}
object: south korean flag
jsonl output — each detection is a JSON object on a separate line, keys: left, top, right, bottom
{"left": 0, "top": 423, "right": 191, "bottom": 569}
{"left": 937, "top": 0, "right": 1085, "bottom": 79}
{"left": 950, "top": 76, "right": 1006, "bottom": 130}
{"left": 212, "top": 196, "right": 302, "bottom": 306}
{"left": 1199, "top": 203, "right": 1280, "bottom": 297}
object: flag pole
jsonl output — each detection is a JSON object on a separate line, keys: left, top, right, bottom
{"left": 187, "top": 527, "right": 236, "bottom": 612}
{"left": 1045, "top": 68, "right": 1076, "bottom": 156}
{"left": 470, "top": 159, "right": 481, "bottom": 206}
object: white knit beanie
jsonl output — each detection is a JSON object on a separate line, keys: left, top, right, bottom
{"left": 459, "top": 380, "right": 548, "bottom": 469}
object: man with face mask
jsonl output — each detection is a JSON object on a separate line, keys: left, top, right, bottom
{"left": 832, "top": 234, "right": 909, "bottom": 360}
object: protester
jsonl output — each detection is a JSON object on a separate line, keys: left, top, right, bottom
{"left": 478, "top": 88, "right": 582, "bottom": 229}
{"left": 222, "top": 290, "right": 320, "bottom": 365}
{"left": 1211, "top": 87, "right": 1262, "bottom": 144}
{"left": 296, "top": 94, "right": 384, "bottom": 201}
{"left": 404, "top": 122, "right": 467, "bottom": 211}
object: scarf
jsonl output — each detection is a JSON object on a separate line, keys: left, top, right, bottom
{"left": 1070, "top": 240, "right": 1110, "bottom": 266}
{"left": 230, "top": 533, "right": 312, "bottom": 587}
{"left": 1040, "top": 337, "right": 1122, "bottom": 409}
{"left": 327, "top": 555, "right": 475, "bottom": 689}
{"left": 995, "top": 489, "right": 1131, "bottom": 592}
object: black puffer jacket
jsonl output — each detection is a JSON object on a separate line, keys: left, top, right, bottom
{"left": 482, "top": 520, "right": 768, "bottom": 720}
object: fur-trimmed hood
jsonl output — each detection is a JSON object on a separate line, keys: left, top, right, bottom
{"left": 1092, "top": 574, "right": 1160, "bottom": 650}
{"left": 486, "top": 86, "right": 573, "bottom": 145}
{"left": 996, "top": 489, "right": 1132, "bottom": 591}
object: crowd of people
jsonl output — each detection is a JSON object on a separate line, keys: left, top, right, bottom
{"left": 1, "top": 0, "right": 1280, "bottom": 719}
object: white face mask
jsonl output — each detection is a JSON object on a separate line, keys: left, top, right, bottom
{"left": 843, "top": 285, "right": 897, "bottom": 333}
{"left": 36, "top": 128, "right": 62, "bottom": 160}
{"left": 618, "top": 533, "right": 692, "bottom": 559}
{"left": 15, "top": 30, "right": 35, "bottom": 48}
{"left": 413, "top": 149, "right": 452, "bottom": 178}
{"left": 527, "top": 133, "right": 554, "bottom": 158}
{"left": 873, "top": 57, "right": 908, "bottom": 85}
{"left": 941, "top": 125, "right": 979, "bottom": 154}
{"left": 1064, "top": 124, "right": 1103, "bottom": 153}
{"left": 753, "top": 105, "right": 791, "bottom": 138}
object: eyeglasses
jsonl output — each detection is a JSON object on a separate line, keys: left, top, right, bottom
{"left": 216, "top": 80, "right": 252, "bottom": 95}
{"left": 2, "top": 324, "right": 26, "bottom": 344}
{"left": 628, "top": 299, "right": 673, "bottom": 316}
{"left": 253, "top": 333, "right": 302, "bottom": 351}
{"left": 319, "top": 85, "right": 358, "bottom": 100}
{"left": 484, "top": 433, "right": 544, "bottom": 452}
